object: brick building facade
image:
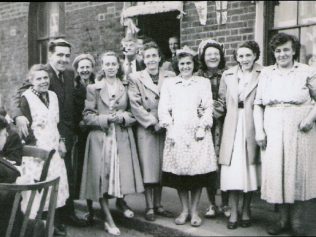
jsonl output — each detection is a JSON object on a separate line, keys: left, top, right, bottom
{"left": 0, "top": 1, "right": 314, "bottom": 114}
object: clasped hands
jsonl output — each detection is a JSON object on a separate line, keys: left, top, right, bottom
{"left": 107, "top": 111, "right": 124, "bottom": 124}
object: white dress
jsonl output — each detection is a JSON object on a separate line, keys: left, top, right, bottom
{"left": 16, "top": 89, "right": 69, "bottom": 218}
{"left": 158, "top": 76, "right": 217, "bottom": 176}
{"left": 220, "top": 70, "right": 258, "bottom": 192}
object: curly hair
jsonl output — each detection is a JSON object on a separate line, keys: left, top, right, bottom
{"left": 142, "top": 41, "right": 165, "bottom": 67}
{"left": 27, "top": 64, "right": 49, "bottom": 83}
{"left": 233, "top": 41, "right": 261, "bottom": 62}
{"left": 199, "top": 42, "right": 226, "bottom": 71}
{"left": 97, "top": 51, "right": 124, "bottom": 81}
{"left": 173, "top": 52, "right": 199, "bottom": 75}
{"left": 269, "top": 33, "right": 300, "bottom": 61}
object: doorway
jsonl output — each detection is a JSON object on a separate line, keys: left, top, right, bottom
{"left": 137, "top": 11, "right": 180, "bottom": 60}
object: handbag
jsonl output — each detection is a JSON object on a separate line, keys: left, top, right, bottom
{"left": 0, "top": 157, "right": 21, "bottom": 183}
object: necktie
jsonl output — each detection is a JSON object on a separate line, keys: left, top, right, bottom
{"left": 58, "top": 72, "right": 64, "bottom": 83}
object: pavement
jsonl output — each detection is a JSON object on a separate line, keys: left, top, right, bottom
{"left": 74, "top": 188, "right": 316, "bottom": 236}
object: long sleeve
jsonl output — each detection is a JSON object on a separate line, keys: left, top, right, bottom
{"left": 158, "top": 80, "right": 173, "bottom": 128}
{"left": 83, "top": 85, "right": 109, "bottom": 130}
{"left": 121, "top": 97, "right": 137, "bottom": 126}
{"left": 214, "top": 74, "right": 227, "bottom": 119}
{"left": 198, "top": 80, "right": 213, "bottom": 129}
{"left": 0, "top": 130, "right": 23, "bottom": 165}
{"left": 20, "top": 96, "right": 36, "bottom": 144}
{"left": 11, "top": 84, "right": 32, "bottom": 120}
{"left": 127, "top": 75, "right": 158, "bottom": 128}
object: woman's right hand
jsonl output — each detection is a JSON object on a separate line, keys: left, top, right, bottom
{"left": 255, "top": 130, "right": 267, "bottom": 150}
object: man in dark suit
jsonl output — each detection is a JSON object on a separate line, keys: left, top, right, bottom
{"left": 12, "top": 38, "right": 88, "bottom": 235}
{"left": 120, "top": 35, "right": 146, "bottom": 84}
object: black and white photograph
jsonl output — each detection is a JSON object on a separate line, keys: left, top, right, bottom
{"left": 0, "top": 1, "right": 316, "bottom": 236}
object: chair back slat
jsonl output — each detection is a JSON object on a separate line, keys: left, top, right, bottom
{"left": 19, "top": 190, "right": 36, "bottom": 237}
{"left": 36, "top": 186, "right": 50, "bottom": 220}
{"left": 6, "top": 192, "right": 22, "bottom": 237}
{"left": 0, "top": 177, "right": 60, "bottom": 237}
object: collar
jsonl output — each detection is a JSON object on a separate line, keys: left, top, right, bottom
{"left": 272, "top": 61, "right": 299, "bottom": 72}
{"left": 31, "top": 87, "right": 47, "bottom": 96}
{"left": 175, "top": 76, "right": 198, "bottom": 85}
{"left": 124, "top": 58, "right": 136, "bottom": 66}
{"left": 49, "top": 63, "right": 62, "bottom": 77}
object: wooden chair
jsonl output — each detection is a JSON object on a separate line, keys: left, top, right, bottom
{"left": 0, "top": 145, "right": 58, "bottom": 237}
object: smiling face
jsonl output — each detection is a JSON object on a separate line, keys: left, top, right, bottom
{"left": 178, "top": 56, "right": 194, "bottom": 78}
{"left": 143, "top": 47, "right": 161, "bottom": 71}
{"left": 204, "top": 46, "right": 221, "bottom": 69}
{"left": 49, "top": 46, "right": 71, "bottom": 72}
{"left": 274, "top": 40, "right": 295, "bottom": 69}
{"left": 77, "top": 59, "right": 93, "bottom": 81}
{"left": 30, "top": 70, "right": 50, "bottom": 92}
{"left": 236, "top": 47, "right": 256, "bottom": 71}
{"left": 102, "top": 55, "right": 119, "bottom": 79}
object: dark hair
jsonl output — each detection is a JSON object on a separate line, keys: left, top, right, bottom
{"left": 48, "top": 38, "right": 72, "bottom": 53}
{"left": 200, "top": 42, "right": 226, "bottom": 70}
{"left": 174, "top": 52, "right": 199, "bottom": 75}
{"left": 269, "top": 32, "right": 300, "bottom": 61}
{"left": 137, "top": 35, "right": 154, "bottom": 45}
{"left": 27, "top": 64, "right": 49, "bottom": 83}
{"left": 233, "top": 40, "right": 261, "bottom": 62}
{"left": 97, "top": 51, "right": 124, "bottom": 81}
{"left": 0, "top": 115, "right": 8, "bottom": 131}
{"left": 143, "top": 41, "right": 164, "bottom": 67}
{"left": 0, "top": 107, "right": 6, "bottom": 117}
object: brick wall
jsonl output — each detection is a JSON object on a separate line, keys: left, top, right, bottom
{"left": 65, "top": 2, "right": 125, "bottom": 72}
{"left": 0, "top": 1, "right": 256, "bottom": 113}
{"left": 0, "top": 2, "right": 29, "bottom": 112}
{"left": 181, "top": 1, "right": 256, "bottom": 66}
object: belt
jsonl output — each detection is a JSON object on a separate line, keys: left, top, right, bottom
{"left": 238, "top": 101, "right": 244, "bottom": 108}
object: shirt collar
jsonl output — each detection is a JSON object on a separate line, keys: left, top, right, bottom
{"left": 49, "top": 63, "right": 61, "bottom": 77}
{"left": 272, "top": 60, "right": 299, "bottom": 72}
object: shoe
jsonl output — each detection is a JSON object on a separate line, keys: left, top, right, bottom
{"left": 267, "top": 222, "right": 290, "bottom": 235}
{"left": 64, "top": 213, "right": 89, "bottom": 227}
{"left": 104, "top": 222, "right": 120, "bottom": 236}
{"left": 54, "top": 224, "right": 67, "bottom": 236}
{"left": 154, "top": 206, "right": 174, "bottom": 218}
{"left": 240, "top": 219, "right": 252, "bottom": 228}
{"left": 227, "top": 221, "right": 238, "bottom": 230}
{"left": 190, "top": 214, "right": 202, "bottom": 227}
{"left": 116, "top": 199, "right": 134, "bottom": 218}
{"left": 145, "top": 208, "right": 156, "bottom": 221}
{"left": 221, "top": 205, "right": 231, "bottom": 218}
{"left": 204, "top": 205, "right": 217, "bottom": 218}
{"left": 174, "top": 212, "right": 189, "bottom": 225}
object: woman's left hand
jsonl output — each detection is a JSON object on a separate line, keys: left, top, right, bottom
{"left": 58, "top": 140, "right": 67, "bottom": 158}
{"left": 299, "top": 117, "right": 314, "bottom": 132}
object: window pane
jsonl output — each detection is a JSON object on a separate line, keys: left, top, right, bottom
{"left": 274, "top": 1, "right": 297, "bottom": 28}
{"left": 37, "top": 3, "right": 49, "bottom": 38}
{"left": 299, "top": 1, "right": 316, "bottom": 25}
{"left": 301, "top": 26, "right": 316, "bottom": 65}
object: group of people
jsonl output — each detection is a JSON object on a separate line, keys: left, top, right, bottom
{"left": 0, "top": 31, "right": 315, "bottom": 237}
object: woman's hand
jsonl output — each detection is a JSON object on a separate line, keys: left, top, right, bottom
{"left": 108, "top": 112, "right": 124, "bottom": 124}
{"left": 299, "top": 117, "right": 314, "bottom": 132}
{"left": 255, "top": 131, "right": 267, "bottom": 150}
{"left": 195, "top": 127, "right": 205, "bottom": 141}
{"left": 58, "top": 140, "right": 67, "bottom": 158}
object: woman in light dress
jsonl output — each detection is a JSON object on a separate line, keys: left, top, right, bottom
{"left": 80, "top": 51, "right": 144, "bottom": 235}
{"left": 158, "top": 46, "right": 217, "bottom": 227}
{"left": 216, "top": 41, "right": 261, "bottom": 229}
{"left": 16, "top": 64, "right": 69, "bottom": 227}
{"left": 254, "top": 33, "right": 316, "bottom": 236}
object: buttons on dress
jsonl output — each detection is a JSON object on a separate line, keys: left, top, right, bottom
{"left": 145, "top": 97, "right": 148, "bottom": 100}
{"left": 155, "top": 96, "right": 159, "bottom": 100}
{"left": 147, "top": 108, "right": 151, "bottom": 112}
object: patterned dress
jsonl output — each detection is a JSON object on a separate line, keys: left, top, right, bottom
{"left": 158, "top": 76, "right": 217, "bottom": 189}
{"left": 255, "top": 62, "right": 316, "bottom": 203}
{"left": 16, "top": 88, "right": 69, "bottom": 218}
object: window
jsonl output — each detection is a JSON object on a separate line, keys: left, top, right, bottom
{"left": 264, "top": 1, "right": 316, "bottom": 65}
{"left": 28, "top": 2, "right": 65, "bottom": 67}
